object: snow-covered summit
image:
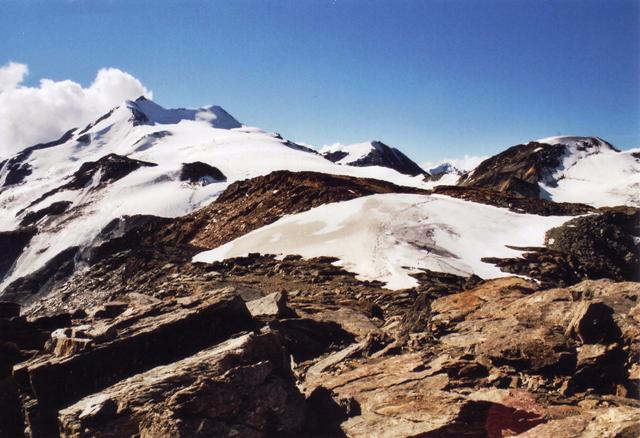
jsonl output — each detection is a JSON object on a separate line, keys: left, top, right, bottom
{"left": 535, "top": 135, "right": 616, "bottom": 150}
{"left": 127, "top": 97, "right": 242, "bottom": 129}
{"left": 320, "top": 140, "right": 426, "bottom": 176}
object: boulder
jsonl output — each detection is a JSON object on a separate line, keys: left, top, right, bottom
{"left": 59, "top": 332, "right": 306, "bottom": 438}
{"left": 13, "top": 288, "right": 255, "bottom": 437}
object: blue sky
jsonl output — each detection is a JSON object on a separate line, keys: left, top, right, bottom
{"left": 1, "top": 0, "right": 638, "bottom": 162}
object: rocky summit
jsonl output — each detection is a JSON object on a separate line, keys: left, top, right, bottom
{"left": 0, "top": 100, "right": 638, "bottom": 437}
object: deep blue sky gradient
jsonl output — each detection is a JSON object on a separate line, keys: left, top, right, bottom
{"left": 1, "top": 0, "right": 638, "bottom": 162}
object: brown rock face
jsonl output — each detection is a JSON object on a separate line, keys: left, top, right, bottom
{"left": 13, "top": 289, "right": 255, "bottom": 437}
{"left": 58, "top": 332, "right": 306, "bottom": 438}
{"left": 0, "top": 305, "right": 71, "bottom": 437}
{"left": 297, "top": 278, "right": 640, "bottom": 437}
{"left": 458, "top": 141, "right": 566, "bottom": 197}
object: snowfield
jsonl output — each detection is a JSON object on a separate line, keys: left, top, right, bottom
{"left": 194, "top": 194, "right": 574, "bottom": 290}
{"left": 535, "top": 136, "right": 640, "bottom": 207}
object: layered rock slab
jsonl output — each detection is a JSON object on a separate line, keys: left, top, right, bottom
{"left": 13, "top": 288, "right": 255, "bottom": 437}
{"left": 58, "top": 332, "right": 305, "bottom": 438}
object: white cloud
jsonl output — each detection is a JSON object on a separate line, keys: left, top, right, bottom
{"left": 0, "top": 62, "right": 152, "bottom": 158}
{"left": 0, "top": 62, "right": 28, "bottom": 93}
{"left": 422, "top": 154, "right": 488, "bottom": 173}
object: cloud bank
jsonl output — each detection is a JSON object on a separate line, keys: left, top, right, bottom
{"left": 0, "top": 62, "right": 152, "bottom": 158}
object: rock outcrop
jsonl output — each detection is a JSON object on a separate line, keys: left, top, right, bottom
{"left": 13, "top": 289, "right": 255, "bottom": 436}
{"left": 484, "top": 206, "right": 640, "bottom": 286}
{"left": 58, "top": 332, "right": 305, "bottom": 438}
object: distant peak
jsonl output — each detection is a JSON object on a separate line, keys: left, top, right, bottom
{"left": 534, "top": 136, "right": 618, "bottom": 151}
{"left": 123, "top": 97, "right": 242, "bottom": 129}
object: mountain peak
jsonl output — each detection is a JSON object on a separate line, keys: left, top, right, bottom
{"left": 319, "top": 140, "right": 426, "bottom": 176}
{"left": 123, "top": 97, "right": 242, "bottom": 129}
{"left": 534, "top": 135, "right": 618, "bottom": 152}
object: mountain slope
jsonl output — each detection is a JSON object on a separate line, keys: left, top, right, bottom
{"left": 459, "top": 136, "right": 640, "bottom": 207}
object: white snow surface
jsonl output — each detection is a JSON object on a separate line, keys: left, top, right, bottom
{"left": 0, "top": 99, "right": 427, "bottom": 290}
{"left": 194, "top": 193, "right": 573, "bottom": 290}
{"left": 319, "top": 141, "right": 377, "bottom": 165}
{"left": 535, "top": 136, "right": 640, "bottom": 207}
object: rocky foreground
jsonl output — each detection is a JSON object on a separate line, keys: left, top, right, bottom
{"left": 2, "top": 273, "right": 639, "bottom": 437}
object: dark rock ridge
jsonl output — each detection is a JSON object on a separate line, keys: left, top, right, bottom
{"left": 58, "top": 332, "right": 306, "bottom": 438}
{"left": 180, "top": 161, "right": 226, "bottom": 185}
{"left": 13, "top": 289, "right": 255, "bottom": 436}
{"left": 484, "top": 206, "right": 640, "bottom": 287}
{"left": 432, "top": 185, "right": 594, "bottom": 216}
{"left": 0, "top": 304, "right": 71, "bottom": 436}
{"left": 322, "top": 141, "right": 427, "bottom": 176}
{"left": 22, "top": 154, "right": 157, "bottom": 212}
{"left": 0, "top": 171, "right": 426, "bottom": 307}
{"left": 2, "top": 215, "right": 162, "bottom": 306}
{"left": 19, "top": 201, "right": 72, "bottom": 227}
{"left": 458, "top": 137, "right": 617, "bottom": 198}
{"left": 1, "top": 247, "right": 80, "bottom": 306}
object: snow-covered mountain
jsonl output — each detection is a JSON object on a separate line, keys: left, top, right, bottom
{"left": 320, "top": 140, "right": 427, "bottom": 176}
{"left": 460, "top": 136, "right": 640, "bottom": 207}
{"left": 425, "top": 162, "right": 467, "bottom": 185}
{"left": 0, "top": 98, "right": 427, "bottom": 292}
{"left": 0, "top": 96, "right": 638, "bottom": 302}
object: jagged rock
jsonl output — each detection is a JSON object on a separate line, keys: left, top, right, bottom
{"left": 58, "top": 332, "right": 306, "bottom": 438}
{"left": 246, "top": 291, "right": 296, "bottom": 318}
{"left": 0, "top": 304, "right": 71, "bottom": 437}
{"left": 304, "top": 386, "right": 360, "bottom": 435}
{"left": 180, "top": 161, "right": 226, "bottom": 185}
{"left": 268, "top": 318, "right": 355, "bottom": 362}
{"left": 483, "top": 207, "right": 640, "bottom": 287}
{"left": 87, "top": 301, "right": 128, "bottom": 319}
{"left": 565, "top": 301, "right": 619, "bottom": 344}
{"left": 458, "top": 141, "right": 565, "bottom": 197}
{"left": 12, "top": 288, "right": 255, "bottom": 437}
